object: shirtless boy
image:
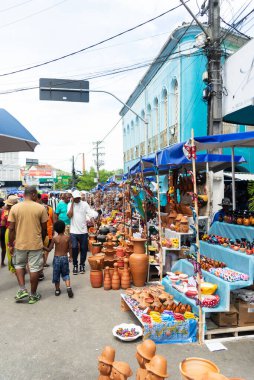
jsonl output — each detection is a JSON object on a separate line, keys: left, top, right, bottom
{"left": 46, "top": 220, "right": 74, "bottom": 298}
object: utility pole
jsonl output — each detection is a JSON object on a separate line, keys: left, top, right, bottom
{"left": 92, "top": 141, "right": 105, "bottom": 183}
{"left": 207, "top": 0, "right": 222, "bottom": 135}
{"left": 180, "top": 0, "right": 223, "bottom": 136}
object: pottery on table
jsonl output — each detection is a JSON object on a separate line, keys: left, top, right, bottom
{"left": 121, "top": 258, "right": 131, "bottom": 289}
{"left": 88, "top": 254, "right": 104, "bottom": 270}
{"left": 179, "top": 358, "right": 220, "bottom": 380}
{"left": 90, "top": 270, "right": 103, "bottom": 288}
{"left": 104, "top": 266, "right": 111, "bottom": 290}
{"left": 112, "top": 263, "right": 120, "bottom": 290}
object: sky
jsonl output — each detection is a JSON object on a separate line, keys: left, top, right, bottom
{"left": 0, "top": 0, "right": 253, "bottom": 173}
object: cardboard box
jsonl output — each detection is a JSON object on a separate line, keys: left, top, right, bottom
{"left": 211, "top": 305, "right": 238, "bottom": 327}
{"left": 235, "top": 301, "right": 254, "bottom": 327}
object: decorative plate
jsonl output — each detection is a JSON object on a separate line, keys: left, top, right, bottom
{"left": 112, "top": 323, "right": 143, "bottom": 341}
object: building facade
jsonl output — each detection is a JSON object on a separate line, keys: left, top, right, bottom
{"left": 120, "top": 24, "right": 250, "bottom": 172}
{"left": 0, "top": 153, "right": 22, "bottom": 192}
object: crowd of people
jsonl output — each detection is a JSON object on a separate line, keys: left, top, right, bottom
{"left": 0, "top": 186, "right": 98, "bottom": 304}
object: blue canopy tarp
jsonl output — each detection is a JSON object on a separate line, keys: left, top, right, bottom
{"left": 0, "top": 109, "right": 39, "bottom": 152}
{"left": 191, "top": 130, "right": 254, "bottom": 151}
{"left": 129, "top": 151, "right": 246, "bottom": 175}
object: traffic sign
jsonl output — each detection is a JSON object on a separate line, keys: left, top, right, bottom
{"left": 39, "top": 78, "right": 89, "bottom": 103}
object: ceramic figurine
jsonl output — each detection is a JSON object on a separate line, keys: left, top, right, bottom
{"left": 145, "top": 355, "right": 169, "bottom": 379}
{"left": 98, "top": 346, "right": 116, "bottom": 380}
{"left": 136, "top": 340, "right": 156, "bottom": 380}
{"left": 110, "top": 361, "right": 133, "bottom": 380}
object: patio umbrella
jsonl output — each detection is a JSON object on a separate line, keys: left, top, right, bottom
{"left": 0, "top": 109, "right": 39, "bottom": 152}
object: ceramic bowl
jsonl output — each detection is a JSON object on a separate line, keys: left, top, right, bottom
{"left": 112, "top": 323, "right": 143, "bottom": 342}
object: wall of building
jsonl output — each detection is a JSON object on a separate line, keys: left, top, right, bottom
{"left": 0, "top": 153, "right": 21, "bottom": 181}
{"left": 122, "top": 24, "right": 250, "bottom": 173}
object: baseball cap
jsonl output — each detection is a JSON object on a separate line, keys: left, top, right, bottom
{"left": 72, "top": 190, "right": 81, "bottom": 198}
{"left": 41, "top": 193, "right": 49, "bottom": 201}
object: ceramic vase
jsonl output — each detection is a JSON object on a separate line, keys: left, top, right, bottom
{"left": 131, "top": 238, "right": 146, "bottom": 254}
{"left": 104, "top": 266, "right": 111, "bottom": 290}
{"left": 129, "top": 248, "right": 148, "bottom": 287}
{"left": 90, "top": 270, "right": 103, "bottom": 288}
{"left": 112, "top": 263, "right": 120, "bottom": 290}
{"left": 121, "top": 258, "right": 131, "bottom": 289}
{"left": 88, "top": 254, "right": 104, "bottom": 270}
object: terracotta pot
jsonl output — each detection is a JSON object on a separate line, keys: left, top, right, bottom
{"left": 179, "top": 358, "right": 220, "bottom": 380}
{"left": 131, "top": 238, "right": 146, "bottom": 255}
{"left": 90, "top": 270, "right": 103, "bottom": 288}
{"left": 129, "top": 251, "right": 148, "bottom": 287}
{"left": 112, "top": 263, "right": 120, "bottom": 290}
{"left": 88, "top": 254, "right": 104, "bottom": 270}
{"left": 118, "top": 267, "right": 124, "bottom": 279}
{"left": 121, "top": 258, "right": 131, "bottom": 289}
{"left": 104, "top": 267, "right": 111, "bottom": 290}
{"left": 109, "top": 268, "right": 114, "bottom": 279}
{"left": 91, "top": 243, "right": 102, "bottom": 255}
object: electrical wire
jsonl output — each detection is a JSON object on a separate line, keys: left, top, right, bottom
{"left": 0, "top": 0, "right": 69, "bottom": 30}
{"left": 220, "top": 16, "right": 251, "bottom": 39}
{"left": 0, "top": 2, "right": 186, "bottom": 78}
{"left": 0, "top": 0, "right": 35, "bottom": 13}
{"left": 0, "top": 49, "right": 204, "bottom": 95}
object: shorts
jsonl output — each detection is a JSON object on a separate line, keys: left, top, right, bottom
{"left": 13, "top": 249, "right": 43, "bottom": 273}
{"left": 52, "top": 256, "right": 70, "bottom": 283}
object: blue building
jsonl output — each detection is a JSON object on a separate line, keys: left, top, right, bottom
{"left": 120, "top": 24, "right": 250, "bottom": 172}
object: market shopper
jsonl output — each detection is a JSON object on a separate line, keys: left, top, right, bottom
{"left": 41, "top": 193, "right": 54, "bottom": 267}
{"left": 54, "top": 192, "right": 71, "bottom": 234}
{"left": 67, "top": 190, "right": 98, "bottom": 275}
{"left": 1, "top": 195, "right": 18, "bottom": 273}
{"left": 8, "top": 186, "right": 48, "bottom": 304}
{"left": 45, "top": 220, "right": 73, "bottom": 298}
{"left": 0, "top": 197, "right": 6, "bottom": 266}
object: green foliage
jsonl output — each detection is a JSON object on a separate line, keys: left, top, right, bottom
{"left": 77, "top": 167, "right": 115, "bottom": 191}
{"left": 248, "top": 181, "right": 254, "bottom": 211}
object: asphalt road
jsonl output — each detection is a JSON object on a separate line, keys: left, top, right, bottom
{"left": 0, "top": 254, "right": 254, "bottom": 380}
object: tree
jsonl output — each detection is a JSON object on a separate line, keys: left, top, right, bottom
{"left": 77, "top": 167, "right": 116, "bottom": 191}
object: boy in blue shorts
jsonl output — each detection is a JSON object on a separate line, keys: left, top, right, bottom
{"left": 45, "top": 220, "right": 73, "bottom": 298}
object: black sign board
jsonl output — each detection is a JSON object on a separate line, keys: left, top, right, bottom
{"left": 39, "top": 78, "right": 89, "bottom": 103}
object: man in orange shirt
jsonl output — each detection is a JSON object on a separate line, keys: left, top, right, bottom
{"left": 41, "top": 193, "right": 54, "bottom": 267}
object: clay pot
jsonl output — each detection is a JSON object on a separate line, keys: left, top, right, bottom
{"left": 88, "top": 254, "right": 104, "bottom": 270}
{"left": 104, "top": 267, "right": 111, "bottom": 290}
{"left": 116, "top": 247, "right": 125, "bottom": 258}
{"left": 179, "top": 358, "right": 220, "bottom": 380}
{"left": 118, "top": 267, "right": 124, "bottom": 279}
{"left": 99, "top": 226, "right": 110, "bottom": 235}
{"left": 97, "top": 234, "right": 107, "bottom": 243}
{"left": 121, "top": 258, "right": 131, "bottom": 289}
{"left": 109, "top": 268, "right": 114, "bottom": 279}
{"left": 112, "top": 263, "right": 120, "bottom": 290}
{"left": 131, "top": 238, "right": 146, "bottom": 255}
{"left": 91, "top": 243, "right": 102, "bottom": 255}
{"left": 90, "top": 270, "right": 103, "bottom": 288}
{"left": 129, "top": 250, "right": 148, "bottom": 287}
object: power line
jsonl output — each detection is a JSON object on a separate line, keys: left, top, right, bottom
{"left": 0, "top": 49, "right": 203, "bottom": 95}
{"left": 0, "top": 0, "right": 69, "bottom": 30}
{"left": 0, "top": 2, "right": 186, "bottom": 78}
{"left": 220, "top": 16, "right": 251, "bottom": 39}
{"left": 0, "top": 0, "right": 35, "bottom": 13}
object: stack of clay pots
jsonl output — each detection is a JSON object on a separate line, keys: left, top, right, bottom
{"left": 103, "top": 259, "right": 131, "bottom": 290}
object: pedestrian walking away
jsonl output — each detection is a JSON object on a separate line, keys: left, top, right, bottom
{"left": 54, "top": 192, "right": 71, "bottom": 235}
{"left": 67, "top": 190, "right": 98, "bottom": 275}
{"left": 8, "top": 186, "right": 48, "bottom": 304}
{"left": 45, "top": 220, "right": 73, "bottom": 298}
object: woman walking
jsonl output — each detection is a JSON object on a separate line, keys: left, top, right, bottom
{"left": 1, "top": 195, "right": 18, "bottom": 273}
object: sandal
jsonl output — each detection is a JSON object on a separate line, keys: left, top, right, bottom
{"left": 44, "top": 264, "right": 50, "bottom": 268}
{"left": 55, "top": 289, "right": 61, "bottom": 296}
